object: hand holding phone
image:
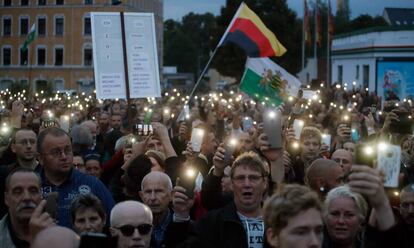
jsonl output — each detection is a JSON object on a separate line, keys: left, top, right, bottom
{"left": 224, "top": 137, "right": 238, "bottom": 163}
{"left": 176, "top": 168, "right": 197, "bottom": 199}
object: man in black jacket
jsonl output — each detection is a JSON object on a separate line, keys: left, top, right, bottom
{"left": 192, "top": 152, "right": 268, "bottom": 248}
{"left": 140, "top": 171, "right": 193, "bottom": 248}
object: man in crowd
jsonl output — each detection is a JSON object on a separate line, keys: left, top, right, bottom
{"left": 140, "top": 171, "right": 194, "bottom": 247}
{"left": 110, "top": 201, "right": 153, "bottom": 248}
{"left": 305, "top": 158, "right": 344, "bottom": 199}
{"left": 193, "top": 152, "right": 268, "bottom": 247}
{"left": 285, "top": 126, "right": 322, "bottom": 184}
{"left": 0, "top": 168, "right": 54, "bottom": 247}
{"left": 31, "top": 226, "right": 80, "bottom": 248}
{"left": 0, "top": 129, "right": 39, "bottom": 218}
{"left": 331, "top": 149, "right": 353, "bottom": 173}
{"left": 37, "top": 127, "right": 115, "bottom": 228}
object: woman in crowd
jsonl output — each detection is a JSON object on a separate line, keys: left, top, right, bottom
{"left": 70, "top": 193, "right": 106, "bottom": 235}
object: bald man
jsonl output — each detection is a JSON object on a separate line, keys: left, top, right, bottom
{"left": 31, "top": 226, "right": 80, "bottom": 248}
{"left": 331, "top": 149, "right": 353, "bottom": 173}
{"left": 139, "top": 171, "right": 194, "bottom": 247}
{"left": 305, "top": 158, "right": 344, "bottom": 198}
{"left": 110, "top": 201, "right": 153, "bottom": 248}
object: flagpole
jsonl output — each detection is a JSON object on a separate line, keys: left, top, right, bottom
{"left": 313, "top": 0, "right": 317, "bottom": 60}
{"left": 327, "top": 0, "right": 330, "bottom": 85}
{"left": 301, "top": 0, "right": 305, "bottom": 71}
{"left": 187, "top": 46, "right": 219, "bottom": 104}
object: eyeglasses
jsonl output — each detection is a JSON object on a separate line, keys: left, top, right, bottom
{"left": 114, "top": 224, "right": 152, "bottom": 236}
{"left": 232, "top": 175, "right": 264, "bottom": 184}
{"left": 44, "top": 146, "right": 73, "bottom": 157}
{"left": 15, "top": 138, "right": 36, "bottom": 146}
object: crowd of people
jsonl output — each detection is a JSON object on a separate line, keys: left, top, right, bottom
{"left": 0, "top": 82, "right": 413, "bottom": 248}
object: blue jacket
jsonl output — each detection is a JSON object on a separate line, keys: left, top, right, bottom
{"left": 39, "top": 168, "right": 115, "bottom": 228}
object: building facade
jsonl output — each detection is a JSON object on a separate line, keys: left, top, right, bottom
{"left": 331, "top": 26, "right": 414, "bottom": 100}
{"left": 0, "top": 0, "right": 163, "bottom": 94}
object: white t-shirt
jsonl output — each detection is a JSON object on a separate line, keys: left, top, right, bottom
{"left": 237, "top": 212, "right": 265, "bottom": 248}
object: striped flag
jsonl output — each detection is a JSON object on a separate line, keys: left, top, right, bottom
{"left": 218, "top": 2, "right": 286, "bottom": 57}
{"left": 22, "top": 24, "right": 36, "bottom": 52}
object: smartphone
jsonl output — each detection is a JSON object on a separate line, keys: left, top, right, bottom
{"left": 292, "top": 119, "right": 305, "bottom": 140}
{"left": 340, "top": 113, "right": 352, "bottom": 128}
{"left": 176, "top": 168, "right": 197, "bottom": 199}
{"left": 321, "top": 134, "right": 331, "bottom": 150}
{"left": 79, "top": 233, "right": 118, "bottom": 248}
{"left": 45, "top": 192, "right": 59, "bottom": 219}
{"left": 133, "top": 124, "right": 153, "bottom": 137}
{"left": 242, "top": 117, "right": 253, "bottom": 132}
{"left": 190, "top": 128, "right": 204, "bottom": 152}
{"left": 224, "top": 137, "right": 238, "bottom": 163}
{"left": 390, "top": 110, "right": 412, "bottom": 134}
{"left": 377, "top": 143, "right": 401, "bottom": 188}
{"left": 286, "top": 140, "right": 300, "bottom": 157}
{"left": 42, "top": 119, "right": 55, "bottom": 128}
{"left": 351, "top": 123, "right": 360, "bottom": 142}
{"left": 355, "top": 143, "right": 376, "bottom": 167}
{"left": 263, "top": 109, "right": 283, "bottom": 149}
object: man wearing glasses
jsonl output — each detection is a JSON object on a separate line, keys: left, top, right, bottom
{"left": 193, "top": 151, "right": 268, "bottom": 248}
{"left": 37, "top": 127, "right": 115, "bottom": 228}
{"left": 110, "top": 200, "right": 153, "bottom": 248}
{"left": 0, "top": 129, "right": 39, "bottom": 218}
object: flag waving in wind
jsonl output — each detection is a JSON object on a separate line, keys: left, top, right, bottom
{"left": 218, "top": 2, "right": 287, "bottom": 57}
{"left": 22, "top": 24, "right": 36, "bottom": 52}
{"left": 240, "top": 57, "right": 301, "bottom": 106}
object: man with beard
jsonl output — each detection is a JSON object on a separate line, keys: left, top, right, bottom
{"left": 0, "top": 168, "right": 54, "bottom": 247}
{"left": 1, "top": 129, "right": 39, "bottom": 218}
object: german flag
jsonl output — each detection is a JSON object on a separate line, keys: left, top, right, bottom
{"left": 218, "top": 2, "right": 287, "bottom": 57}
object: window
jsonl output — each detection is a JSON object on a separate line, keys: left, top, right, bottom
{"left": 363, "top": 65, "right": 369, "bottom": 89}
{"left": 55, "top": 47, "right": 63, "bottom": 65}
{"left": 4, "top": 0, "right": 11, "bottom": 6}
{"left": 84, "top": 17, "right": 91, "bottom": 35}
{"left": 338, "top": 65, "right": 343, "bottom": 83}
{"left": 35, "top": 80, "right": 48, "bottom": 92}
{"left": 355, "top": 65, "right": 359, "bottom": 79}
{"left": 85, "top": 0, "right": 92, "bottom": 4}
{"left": 54, "top": 79, "right": 64, "bottom": 91}
{"left": 38, "top": 0, "right": 46, "bottom": 5}
{"left": 38, "top": 17, "right": 46, "bottom": 36}
{"left": 37, "top": 47, "right": 46, "bottom": 65}
{"left": 20, "top": 48, "right": 28, "bottom": 65}
{"left": 21, "top": 0, "right": 29, "bottom": 5}
{"left": 3, "top": 18, "right": 11, "bottom": 36}
{"left": 0, "top": 80, "right": 13, "bottom": 90}
{"left": 56, "top": 0, "right": 63, "bottom": 5}
{"left": 20, "top": 17, "right": 29, "bottom": 35}
{"left": 84, "top": 47, "right": 92, "bottom": 66}
{"left": 55, "top": 16, "right": 64, "bottom": 35}
{"left": 2, "top": 47, "right": 11, "bottom": 65}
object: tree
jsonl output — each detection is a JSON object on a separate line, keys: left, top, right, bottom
{"left": 211, "top": 0, "right": 302, "bottom": 80}
{"left": 164, "top": 13, "right": 217, "bottom": 77}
